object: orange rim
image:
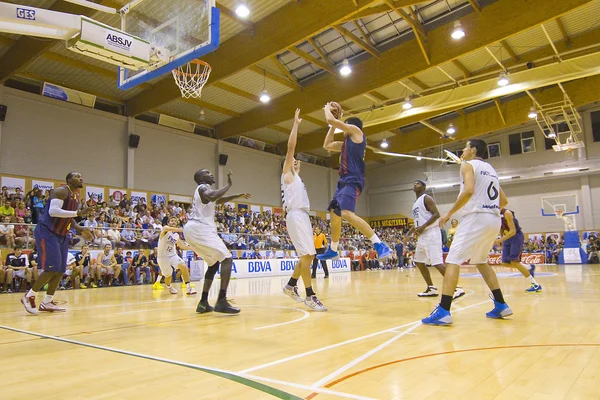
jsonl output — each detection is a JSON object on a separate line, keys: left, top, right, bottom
{"left": 172, "top": 59, "right": 211, "bottom": 77}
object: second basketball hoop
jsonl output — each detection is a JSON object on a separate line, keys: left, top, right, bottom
{"left": 172, "top": 59, "right": 212, "bottom": 99}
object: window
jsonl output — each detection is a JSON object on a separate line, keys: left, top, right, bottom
{"left": 591, "top": 111, "right": 600, "bottom": 142}
{"left": 545, "top": 137, "right": 556, "bottom": 150}
{"left": 509, "top": 131, "right": 536, "bottom": 155}
{"left": 487, "top": 142, "right": 501, "bottom": 158}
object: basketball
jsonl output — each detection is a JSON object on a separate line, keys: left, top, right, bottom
{"left": 330, "top": 102, "right": 343, "bottom": 119}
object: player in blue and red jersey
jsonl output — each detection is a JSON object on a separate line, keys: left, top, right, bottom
{"left": 21, "top": 172, "right": 94, "bottom": 314}
{"left": 318, "top": 102, "right": 392, "bottom": 261}
{"left": 494, "top": 208, "right": 542, "bottom": 292}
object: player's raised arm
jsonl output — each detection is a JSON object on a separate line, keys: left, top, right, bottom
{"left": 324, "top": 102, "right": 362, "bottom": 139}
{"left": 198, "top": 171, "right": 233, "bottom": 203}
{"left": 283, "top": 108, "right": 302, "bottom": 175}
{"left": 323, "top": 122, "right": 343, "bottom": 152}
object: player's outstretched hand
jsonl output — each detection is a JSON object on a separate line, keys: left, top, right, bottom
{"left": 439, "top": 213, "right": 451, "bottom": 228}
{"left": 227, "top": 170, "right": 233, "bottom": 185}
{"left": 294, "top": 108, "right": 302, "bottom": 125}
{"left": 78, "top": 206, "right": 95, "bottom": 217}
{"left": 81, "top": 228, "right": 95, "bottom": 242}
{"left": 240, "top": 193, "right": 251, "bottom": 199}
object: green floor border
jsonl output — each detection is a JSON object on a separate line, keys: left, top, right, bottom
{"left": 0, "top": 324, "right": 302, "bottom": 400}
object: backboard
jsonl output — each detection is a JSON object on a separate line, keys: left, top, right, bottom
{"left": 541, "top": 194, "right": 579, "bottom": 231}
{"left": 117, "top": 0, "right": 220, "bottom": 90}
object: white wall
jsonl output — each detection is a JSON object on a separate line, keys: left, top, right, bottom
{"left": 0, "top": 87, "right": 336, "bottom": 209}
{"left": 366, "top": 107, "right": 600, "bottom": 232}
{"left": 0, "top": 89, "right": 128, "bottom": 187}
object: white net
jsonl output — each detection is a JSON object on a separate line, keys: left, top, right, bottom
{"left": 556, "top": 210, "right": 577, "bottom": 231}
{"left": 172, "top": 60, "right": 211, "bottom": 98}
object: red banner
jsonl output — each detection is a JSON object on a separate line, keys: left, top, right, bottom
{"left": 443, "top": 253, "right": 545, "bottom": 264}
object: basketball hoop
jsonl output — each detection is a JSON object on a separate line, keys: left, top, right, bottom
{"left": 555, "top": 209, "right": 564, "bottom": 219}
{"left": 172, "top": 59, "right": 211, "bottom": 99}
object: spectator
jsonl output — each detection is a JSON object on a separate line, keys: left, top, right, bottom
{"left": 76, "top": 244, "right": 98, "bottom": 288}
{"left": 132, "top": 251, "right": 150, "bottom": 284}
{"left": 4, "top": 245, "right": 31, "bottom": 292}
{"left": 0, "top": 215, "right": 15, "bottom": 248}
{"left": 0, "top": 198, "right": 15, "bottom": 218}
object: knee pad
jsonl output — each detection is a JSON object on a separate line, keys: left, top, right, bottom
{"left": 204, "top": 262, "right": 220, "bottom": 280}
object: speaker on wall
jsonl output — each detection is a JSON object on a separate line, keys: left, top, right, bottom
{"left": 219, "top": 153, "right": 228, "bottom": 166}
{"left": 0, "top": 104, "right": 7, "bottom": 122}
{"left": 128, "top": 134, "right": 140, "bottom": 148}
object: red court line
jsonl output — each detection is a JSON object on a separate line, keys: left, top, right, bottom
{"left": 305, "top": 343, "right": 600, "bottom": 399}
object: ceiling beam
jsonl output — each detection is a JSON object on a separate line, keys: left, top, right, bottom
{"left": 467, "top": 0, "right": 482, "bottom": 12}
{"left": 499, "top": 40, "right": 519, "bottom": 63}
{"left": 302, "top": 115, "right": 329, "bottom": 127}
{"left": 270, "top": 55, "right": 298, "bottom": 85}
{"left": 333, "top": 25, "right": 380, "bottom": 57}
{"left": 452, "top": 59, "right": 471, "bottom": 79}
{"left": 367, "top": 90, "right": 389, "bottom": 101}
{"left": 353, "top": 20, "right": 372, "bottom": 45}
{"left": 494, "top": 99, "right": 506, "bottom": 126}
{"left": 0, "top": 0, "right": 116, "bottom": 82}
{"left": 306, "top": 38, "right": 332, "bottom": 66}
{"left": 212, "top": 81, "right": 260, "bottom": 103}
{"left": 407, "top": 76, "right": 429, "bottom": 90}
{"left": 287, "top": 46, "right": 337, "bottom": 75}
{"left": 125, "top": 0, "right": 380, "bottom": 116}
{"left": 377, "top": 74, "right": 600, "bottom": 158}
{"left": 215, "top": 0, "right": 595, "bottom": 140}
{"left": 384, "top": 0, "right": 430, "bottom": 64}
{"left": 555, "top": 17, "right": 570, "bottom": 46}
{"left": 247, "top": 65, "right": 300, "bottom": 90}
{"left": 268, "top": 125, "right": 292, "bottom": 134}
{"left": 181, "top": 98, "right": 241, "bottom": 118}
{"left": 340, "top": 1, "right": 422, "bottom": 22}
{"left": 217, "top": 2, "right": 254, "bottom": 33}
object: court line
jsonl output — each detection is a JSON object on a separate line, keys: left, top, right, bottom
{"left": 0, "top": 324, "right": 371, "bottom": 400}
{"left": 304, "top": 343, "right": 600, "bottom": 399}
{"left": 311, "top": 323, "right": 421, "bottom": 388}
{"left": 246, "top": 305, "right": 311, "bottom": 330}
{"left": 239, "top": 298, "right": 493, "bottom": 375}
{"left": 309, "top": 297, "right": 491, "bottom": 389}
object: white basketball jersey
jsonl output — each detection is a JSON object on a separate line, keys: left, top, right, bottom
{"left": 158, "top": 230, "right": 179, "bottom": 257}
{"left": 460, "top": 159, "right": 501, "bottom": 216}
{"left": 412, "top": 194, "right": 437, "bottom": 231}
{"left": 188, "top": 184, "right": 217, "bottom": 229}
{"left": 281, "top": 173, "right": 310, "bottom": 212}
{"left": 100, "top": 251, "right": 113, "bottom": 266}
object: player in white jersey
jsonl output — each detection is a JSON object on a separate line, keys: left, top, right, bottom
{"left": 422, "top": 138, "right": 512, "bottom": 325}
{"left": 184, "top": 168, "right": 250, "bottom": 314}
{"left": 403, "top": 180, "right": 465, "bottom": 299}
{"left": 281, "top": 109, "right": 327, "bottom": 311}
{"left": 155, "top": 216, "right": 196, "bottom": 295}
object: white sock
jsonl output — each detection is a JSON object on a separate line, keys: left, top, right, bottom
{"left": 528, "top": 275, "right": 538, "bottom": 285}
{"left": 43, "top": 295, "right": 53, "bottom": 304}
{"left": 186, "top": 283, "right": 191, "bottom": 290}
{"left": 26, "top": 289, "right": 37, "bottom": 297}
{"left": 155, "top": 275, "right": 162, "bottom": 284}
{"left": 370, "top": 234, "right": 382, "bottom": 244}
{"left": 331, "top": 241, "right": 339, "bottom": 251}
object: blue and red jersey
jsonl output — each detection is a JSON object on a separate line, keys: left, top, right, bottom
{"left": 39, "top": 185, "right": 79, "bottom": 237}
{"left": 339, "top": 133, "right": 366, "bottom": 189}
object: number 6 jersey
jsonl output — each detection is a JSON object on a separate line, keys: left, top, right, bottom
{"left": 460, "top": 159, "right": 501, "bottom": 217}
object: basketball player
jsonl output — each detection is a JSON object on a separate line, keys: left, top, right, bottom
{"left": 21, "top": 172, "right": 94, "bottom": 315}
{"left": 318, "top": 102, "right": 392, "bottom": 261}
{"left": 494, "top": 209, "right": 542, "bottom": 292}
{"left": 404, "top": 180, "right": 465, "bottom": 299}
{"left": 184, "top": 168, "right": 250, "bottom": 314}
{"left": 281, "top": 109, "right": 327, "bottom": 311}
{"left": 156, "top": 216, "right": 196, "bottom": 295}
{"left": 422, "top": 139, "right": 512, "bottom": 325}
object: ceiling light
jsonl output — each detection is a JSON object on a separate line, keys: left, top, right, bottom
{"left": 451, "top": 20, "right": 465, "bottom": 40}
{"left": 416, "top": 152, "right": 422, "bottom": 161}
{"left": 547, "top": 131, "right": 556, "bottom": 139}
{"left": 527, "top": 106, "right": 538, "bottom": 119}
{"left": 554, "top": 167, "right": 580, "bottom": 173}
{"left": 402, "top": 96, "right": 413, "bottom": 110}
{"left": 339, "top": 58, "right": 352, "bottom": 77}
{"left": 199, "top": 109, "right": 205, "bottom": 121}
{"left": 446, "top": 123, "right": 456, "bottom": 135}
{"left": 499, "top": 176, "right": 513, "bottom": 180}
{"left": 235, "top": 2, "right": 250, "bottom": 18}
{"left": 380, "top": 139, "right": 389, "bottom": 149}
{"left": 259, "top": 91, "right": 270, "bottom": 103}
{"left": 497, "top": 72, "right": 509, "bottom": 87}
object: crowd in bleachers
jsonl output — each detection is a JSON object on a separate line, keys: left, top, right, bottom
{"left": 0, "top": 184, "right": 588, "bottom": 294}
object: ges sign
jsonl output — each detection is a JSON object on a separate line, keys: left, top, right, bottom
{"left": 17, "top": 8, "right": 36, "bottom": 20}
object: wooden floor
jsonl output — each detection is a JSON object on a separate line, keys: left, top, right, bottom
{"left": 2, "top": 264, "right": 600, "bottom": 400}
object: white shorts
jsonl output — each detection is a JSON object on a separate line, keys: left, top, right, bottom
{"left": 286, "top": 210, "right": 316, "bottom": 257}
{"left": 446, "top": 213, "right": 500, "bottom": 265}
{"left": 13, "top": 269, "right": 27, "bottom": 279}
{"left": 183, "top": 221, "right": 231, "bottom": 266}
{"left": 158, "top": 255, "right": 184, "bottom": 277}
{"left": 414, "top": 228, "right": 443, "bottom": 266}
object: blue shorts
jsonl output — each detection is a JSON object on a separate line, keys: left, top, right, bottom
{"left": 502, "top": 231, "right": 524, "bottom": 263}
{"left": 328, "top": 181, "right": 362, "bottom": 217}
{"left": 35, "top": 223, "right": 69, "bottom": 273}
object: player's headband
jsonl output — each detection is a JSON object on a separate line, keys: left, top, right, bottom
{"left": 414, "top": 180, "right": 426, "bottom": 188}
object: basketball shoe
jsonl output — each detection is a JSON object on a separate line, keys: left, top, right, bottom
{"left": 374, "top": 242, "right": 393, "bottom": 260}
{"left": 39, "top": 301, "right": 66, "bottom": 312}
{"left": 316, "top": 246, "right": 339, "bottom": 261}
{"left": 166, "top": 285, "right": 177, "bottom": 294}
{"left": 486, "top": 295, "right": 513, "bottom": 319}
{"left": 422, "top": 305, "right": 453, "bottom": 325}
{"left": 196, "top": 299, "right": 214, "bottom": 314}
{"left": 214, "top": 298, "right": 240, "bottom": 314}
{"left": 283, "top": 285, "right": 304, "bottom": 302}
{"left": 21, "top": 295, "right": 38, "bottom": 315}
{"left": 418, "top": 286, "right": 438, "bottom": 297}
{"left": 453, "top": 287, "right": 466, "bottom": 299}
{"left": 304, "top": 295, "right": 327, "bottom": 311}
{"left": 525, "top": 283, "right": 542, "bottom": 293}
